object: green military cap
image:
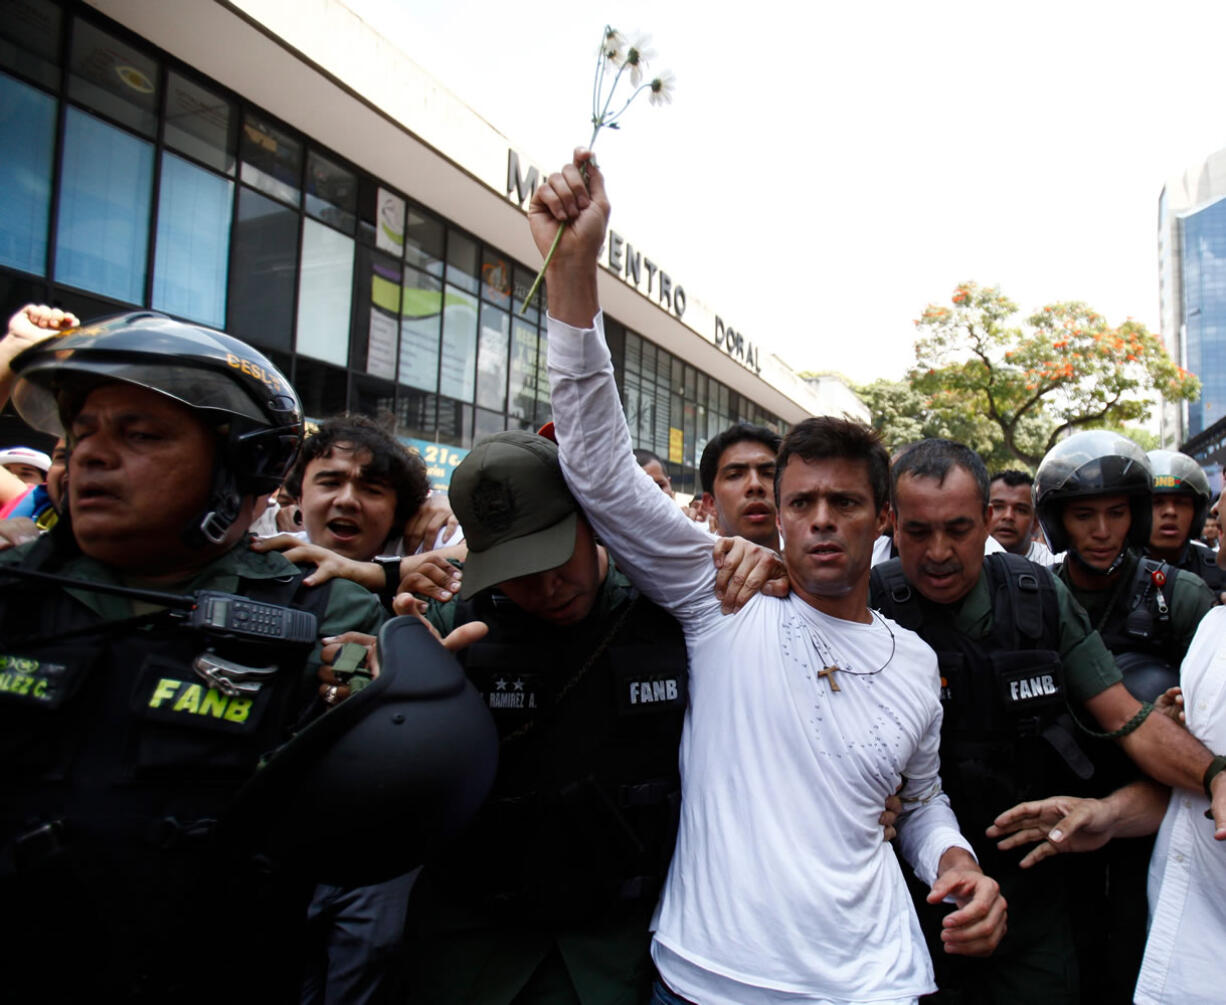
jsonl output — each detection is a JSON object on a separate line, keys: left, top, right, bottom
{"left": 450, "top": 430, "right": 579, "bottom": 599}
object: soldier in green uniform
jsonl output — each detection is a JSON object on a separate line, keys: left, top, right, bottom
{"left": 402, "top": 429, "right": 687, "bottom": 1005}
{"left": 1145, "top": 448, "right": 1226, "bottom": 602}
{"left": 1032, "top": 430, "right": 1215, "bottom": 1002}
{"left": 871, "top": 436, "right": 1224, "bottom": 1005}
{"left": 0, "top": 313, "right": 390, "bottom": 1003}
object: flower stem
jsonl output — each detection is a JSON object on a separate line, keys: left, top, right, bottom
{"left": 520, "top": 221, "right": 566, "bottom": 315}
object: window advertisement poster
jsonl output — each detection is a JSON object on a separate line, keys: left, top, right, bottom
{"left": 402, "top": 436, "right": 469, "bottom": 491}
{"left": 376, "top": 187, "right": 405, "bottom": 256}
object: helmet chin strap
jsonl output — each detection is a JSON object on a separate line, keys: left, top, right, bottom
{"left": 183, "top": 463, "right": 244, "bottom": 550}
{"left": 1068, "top": 545, "right": 1127, "bottom": 578}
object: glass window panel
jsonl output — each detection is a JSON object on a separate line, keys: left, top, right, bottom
{"left": 439, "top": 283, "right": 477, "bottom": 402}
{"left": 480, "top": 248, "right": 511, "bottom": 308}
{"left": 374, "top": 186, "right": 405, "bottom": 257}
{"left": 67, "top": 19, "right": 158, "bottom": 136}
{"left": 624, "top": 330, "right": 641, "bottom": 377}
{"left": 641, "top": 341, "right": 657, "bottom": 383}
{"left": 399, "top": 265, "right": 441, "bottom": 392}
{"left": 533, "top": 327, "right": 552, "bottom": 423}
{"left": 474, "top": 407, "right": 506, "bottom": 443}
{"left": 350, "top": 372, "right": 395, "bottom": 424}
{"left": 362, "top": 247, "right": 401, "bottom": 380}
{"left": 508, "top": 319, "right": 538, "bottom": 420}
{"left": 476, "top": 304, "right": 509, "bottom": 411}
{"left": 0, "top": 0, "right": 62, "bottom": 89}
{"left": 437, "top": 395, "right": 472, "bottom": 448}
{"left": 396, "top": 388, "right": 436, "bottom": 441}
{"left": 0, "top": 71, "right": 55, "bottom": 275}
{"left": 163, "top": 71, "right": 234, "bottom": 175}
{"left": 54, "top": 106, "right": 153, "bottom": 303}
{"left": 305, "top": 148, "right": 356, "bottom": 234}
{"left": 240, "top": 111, "right": 300, "bottom": 205}
{"left": 229, "top": 185, "right": 298, "bottom": 351}
{"left": 683, "top": 401, "right": 697, "bottom": 467}
{"left": 445, "top": 230, "right": 479, "bottom": 294}
{"left": 512, "top": 263, "right": 539, "bottom": 323}
{"left": 296, "top": 217, "right": 353, "bottom": 366}
{"left": 406, "top": 206, "right": 444, "bottom": 276}
{"left": 152, "top": 152, "right": 232, "bottom": 327}
{"left": 294, "top": 356, "right": 347, "bottom": 420}
{"left": 654, "top": 385, "right": 671, "bottom": 457}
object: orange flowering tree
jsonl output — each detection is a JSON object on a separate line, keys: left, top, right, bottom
{"left": 903, "top": 282, "right": 1199, "bottom": 467}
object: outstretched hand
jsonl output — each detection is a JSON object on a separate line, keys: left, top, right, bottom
{"left": 987, "top": 794, "right": 1120, "bottom": 867}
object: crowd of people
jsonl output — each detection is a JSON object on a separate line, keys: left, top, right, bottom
{"left": 0, "top": 151, "right": 1222, "bottom": 1005}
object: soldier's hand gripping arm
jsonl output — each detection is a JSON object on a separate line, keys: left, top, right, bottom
{"left": 712, "top": 536, "right": 789, "bottom": 613}
{"left": 1083, "top": 682, "right": 1226, "bottom": 840}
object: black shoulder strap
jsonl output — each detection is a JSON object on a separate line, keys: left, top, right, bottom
{"left": 869, "top": 558, "right": 922, "bottom": 631}
{"left": 239, "top": 566, "right": 334, "bottom": 623}
{"left": 984, "top": 552, "right": 1058, "bottom": 648}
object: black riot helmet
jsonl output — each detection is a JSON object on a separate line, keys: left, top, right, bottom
{"left": 1147, "top": 449, "right": 1212, "bottom": 538}
{"left": 9, "top": 312, "right": 303, "bottom": 546}
{"left": 1034, "top": 430, "right": 1153, "bottom": 559}
{"left": 223, "top": 616, "right": 499, "bottom": 886}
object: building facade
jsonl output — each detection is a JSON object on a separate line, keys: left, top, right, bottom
{"left": 1158, "top": 147, "right": 1226, "bottom": 452}
{"left": 0, "top": 0, "right": 852, "bottom": 493}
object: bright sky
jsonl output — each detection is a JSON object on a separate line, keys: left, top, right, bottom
{"left": 343, "top": 0, "right": 1226, "bottom": 386}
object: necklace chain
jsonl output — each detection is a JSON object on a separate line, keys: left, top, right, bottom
{"left": 810, "top": 609, "right": 896, "bottom": 693}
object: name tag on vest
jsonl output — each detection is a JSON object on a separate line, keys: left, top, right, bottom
{"left": 0, "top": 651, "right": 89, "bottom": 710}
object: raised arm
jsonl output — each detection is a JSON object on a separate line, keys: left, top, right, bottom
{"left": 533, "top": 151, "right": 724, "bottom": 624}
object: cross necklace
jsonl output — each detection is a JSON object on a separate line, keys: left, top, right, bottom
{"left": 812, "top": 610, "right": 896, "bottom": 694}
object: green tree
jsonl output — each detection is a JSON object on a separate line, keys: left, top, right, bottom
{"left": 901, "top": 282, "right": 1198, "bottom": 467}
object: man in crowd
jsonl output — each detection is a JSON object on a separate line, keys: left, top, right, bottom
{"left": 402, "top": 428, "right": 691, "bottom": 1003}
{"left": 989, "top": 604, "right": 1226, "bottom": 1005}
{"left": 0, "top": 312, "right": 389, "bottom": 1001}
{"left": 1035, "top": 432, "right": 1213, "bottom": 677}
{"left": 253, "top": 413, "right": 464, "bottom": 608}
{"left": 1031, "top": 431, "right": 1216, "bottom": 999}
{"left": 1145, "top": 448, "right": 1226, "bottom": 599}
{"left": 530, "top": 149, "right": 1005, "bottom": 1004}
{"left": 871, "top": 436, "right": 1226, "bottom": 1003}
{"left": 635, "top": 447, "right": 675, "bottom": 496}
{"left": 0, "top": 445, "right": 50, "bottom": 486}
{"left": 987, "top": 468, "right": 1056, "bottom": 565}
{"left": 696, "top": 421, "right": 781, "bottom": 548}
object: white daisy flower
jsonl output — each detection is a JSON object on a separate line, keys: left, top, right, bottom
{"left": 623, "top": 34, "right": 655, "bottom": 86}
{"left": 648, "top": 70, "right": 676, "bottom": 106}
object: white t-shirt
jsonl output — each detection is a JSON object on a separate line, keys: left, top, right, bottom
{"left": 1134, "top": 606, "right": 1226, "bottom": 1005}
{"left": 547, "top": 313, "right": 971, "bottom": 1003}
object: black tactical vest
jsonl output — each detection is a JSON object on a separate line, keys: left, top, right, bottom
{"left": 412, "top": 577, "right": 687, "bottom": 927}
{"left": 871, "top": 553, "right": 1091, "bottom": 866}
{"left": 1173, "top": 540, "right": 1226, "bottom": 600}
{"left": 0, "top": 537, "right": 329, "bottom": 1001}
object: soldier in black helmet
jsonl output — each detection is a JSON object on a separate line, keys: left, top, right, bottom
{"left": 0, "top": 311, "right": 492, "bottom": 1002}
{"left": 1032, "top": 430, "right": 1215, "bottom": 1002}
{"left": 1034, "top": 432, "right": 1213, "bottom": 674}
{"left": 1145, "top": 448, "right": 1226, "bottom": 601}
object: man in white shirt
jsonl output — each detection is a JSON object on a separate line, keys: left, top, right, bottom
{"left": 530, "top": 150, "right": 1005, "bottom": 1004}
{"left": 987, "top": 470, "right": 1057, "bottom": 566}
